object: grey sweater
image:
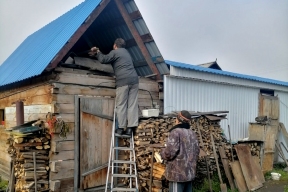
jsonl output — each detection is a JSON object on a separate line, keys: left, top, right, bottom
{"left": 96, "top": 48, "right": 139, "bottom": 87}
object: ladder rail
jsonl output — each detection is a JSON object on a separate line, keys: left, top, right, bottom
{"left": 105, "top": 104, "right": 139, "bottom": 192}
{"left": 104, "top": 106, "right": 116, "bottom": 192}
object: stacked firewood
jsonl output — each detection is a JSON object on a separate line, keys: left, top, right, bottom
{"left": 121, "top": 114, "right": 230, "bottom": 191}
{"left": 248, "top": 142, "right": 261, "bottom": 157}
{"left": 7, "top": 129, "right": 51, "bottom": 192}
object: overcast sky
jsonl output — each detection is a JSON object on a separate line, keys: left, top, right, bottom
{"left": 0, "top": 0, "right": 287, "bottom": 81}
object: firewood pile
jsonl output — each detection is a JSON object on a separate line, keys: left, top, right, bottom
{"left": 120, "top": 113, "right": 229, "bottom": 191}
{"left": 6, "top": 112, "right": 71, "bottom": 191}
{"left": 6, "top": 121, "right": 51, "bottom": 192}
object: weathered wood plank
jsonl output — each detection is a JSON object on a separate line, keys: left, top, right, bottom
{"left": 262, "top": 152, "right": 274, "bottom": 173}
{"left": 53, "top": 103, "right": 75, "bottom": 114}
{"left": 50, "top": 180, "right": 61, "bottom": 191}
{"left": 52, "top": 94, "right": 74, "bottom": 104}
{"left": 50, "top": 177, "right": 74, "bottom": 192}
{"left": 248, "top": 123, "right": 265, "bottom": 141}
{"left": 0, "top": 94, "right": 52, "bottom": 109}
{"left": 52, "top": 83, "right": 116, "bottom": 96}
{"left": 235, "top": 144, "right": 263, "bottom": 191}
{"left": 79, "top": 97, "right": 114, "bottom": 189}
{"left": 50, "top": 150, "right": 74, "bottom": 161}
{"left": 5, "top": 113, "right": 47, "bottom": 122}
{"left": 258, "top": 95, "right": 279, "bottom": 120}
{"left": 50, "top": 160, "right": 74, "bottom": 180}
{"left": 5, "top": 104, "right": 52, "bottom": 114}
{"left": 219, "top": 146, "right": 235, "bottom": 190}
{"left": 51, "top": 83, "right": 159, "bottom": 100}
{"left": 230, "top": 161, "right": 248, "bottom": 192}
{"left": 56, "top": 113, "right": 75, "bottom": 123}
{"left": 252, "top": 156, "right": 265, "bottom": 183}
{"left": 74, "top": 57, "right": 114, "bottom": 74}
{"left": 56, "top": 73, "right": 115, "bottom": 88}
{"left": 271, "top": 98, "right": 279, "bottom": 119}
{"left": 0, "top": 85, "right": 52, "bottom": 108}
{"left": 51, "top": 140, "right": 74, "bottom": 152}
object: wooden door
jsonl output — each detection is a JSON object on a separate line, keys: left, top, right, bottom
{"left": 258, "top": 94, "right": 280, "bottom": 172}
{"left": 258, "top": 94, "right": 279, "bottom": 120}
{"left": 77, "top": 97, "right": 114, "bottom": 191}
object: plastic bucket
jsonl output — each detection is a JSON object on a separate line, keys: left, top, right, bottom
{"left": 271, "top": 172, "right": 281, "bottom": 180}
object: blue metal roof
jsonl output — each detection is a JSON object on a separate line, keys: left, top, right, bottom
{"left": 0, "top": 0, "right": 101, "bottom": 87}
{"left": 166, "top": 60, "right": 288, "bottom": 87}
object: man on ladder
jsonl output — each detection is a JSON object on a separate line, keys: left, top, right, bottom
{"left": 89, "top": 38, "right": 139, "bottom": 138}
{"left": 90, "top": 38, "right": 139, "bottom": 191}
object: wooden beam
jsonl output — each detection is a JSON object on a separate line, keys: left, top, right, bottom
{"left": 126, "top": 33, "right": 153, "bottom": 47}
{"left": 47, "top": 0, "right": 111, "bottom": 70}
{"left": 74, "top": 57, "right": 114, "bottom": 74}
{"left": 129, "top": 10, "right": 141, "bottom": 20}
{"left": 115, "top": 0, "right": 161, "bottom": 80}
{"left": 74, "top": 96, "right": 80, "bottom": 192}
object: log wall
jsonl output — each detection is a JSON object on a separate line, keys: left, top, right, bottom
{"left": 0, "top": 68, "right": 161, "bottom": 191}
{"left": 50, "top": 68, "right": 162, "bottom": 191}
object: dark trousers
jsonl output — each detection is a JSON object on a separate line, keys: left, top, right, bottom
{"left": 169, "top": 181, "right": 193, "bottom": 192}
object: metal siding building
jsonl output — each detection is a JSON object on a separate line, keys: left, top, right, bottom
{"left": 164, "top": 61, "right": 288, "bottom": 145}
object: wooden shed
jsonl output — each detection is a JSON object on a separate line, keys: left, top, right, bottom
{"left": 0, "top": 0, "right": 168, "bottom": 191}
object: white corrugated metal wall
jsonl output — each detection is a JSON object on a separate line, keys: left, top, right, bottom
{"left": 275, "top": 91, "right": 288, "bottom": 160}
{"left": 164, "top": 75, "right": 259, "bottom": 141}
{"left": 164, "top": 66, "right": 288, "bottom": 161}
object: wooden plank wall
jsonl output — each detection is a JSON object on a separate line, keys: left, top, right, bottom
{"left": 49, "top": 69, "right": 162, "bottom": 191}
{"left": 0, "top": 125, "right": 10, "bottom": 180}
{"left": 0, "top": 68, "right": 161, "bottom": 190}
{"left": 0, "top": 84, "right": 53, "bottom": 181}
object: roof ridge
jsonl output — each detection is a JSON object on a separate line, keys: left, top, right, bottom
{"left": 165, "top": 60, "right": 288, "bottom": 86}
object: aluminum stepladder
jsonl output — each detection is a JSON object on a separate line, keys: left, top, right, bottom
{"left": 105, "top": 106, "right": 139, "bottom": 192}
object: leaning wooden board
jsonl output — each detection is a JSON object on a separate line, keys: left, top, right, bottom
{"left": 230, "top": 161, "right": 248, "bottom": 192}
{"left": 219, "top": 145, "right": 235, "bottom": 190}
{"left": 235, "top": 144, "right": 263, "bottom": 191}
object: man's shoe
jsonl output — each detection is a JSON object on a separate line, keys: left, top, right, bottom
{"left": 115, "top": 128, "right": 124, "bottom": 137}
{"left": 122, "top": 127, "right": 134, "bottom": 137}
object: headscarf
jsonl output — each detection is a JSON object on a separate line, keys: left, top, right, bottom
{"left": 177, "top": 110, "right": 191, "bottom": 123}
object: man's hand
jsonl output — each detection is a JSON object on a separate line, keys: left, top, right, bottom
{"left": 88, "top": 47, "right": 100, "bottom": 56}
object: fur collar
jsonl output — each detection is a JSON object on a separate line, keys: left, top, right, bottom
{"left": 169, "top": 123, "right": 190, "bottom": 132}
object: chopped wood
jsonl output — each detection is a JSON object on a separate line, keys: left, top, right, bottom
{"left": 7, "top": 127, "right": 51, "bottom": 192}
{"left": 120, "top": 114, "right": 235, "bottom": 191}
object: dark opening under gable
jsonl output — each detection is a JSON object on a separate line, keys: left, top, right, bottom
{"left": 64, "top": 0, "right": 169, "bottom": 79}
{"left": 198, "top": 61, "right": 222, "bottom": 70}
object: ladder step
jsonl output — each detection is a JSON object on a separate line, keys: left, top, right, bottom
{"left": 113, "top": 147, "right": 133, "bottom": 150}
{"left": 112, "top": 174, "right": 137, "bottom": 178}
{"left": 112, "top": 160, "right": 135, "bottom": 164}
{"left": 111, "top": 188, "right": 137, "bottom": 191}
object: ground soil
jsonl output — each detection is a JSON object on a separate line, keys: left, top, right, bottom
{"left": 255, "top": 180, "right": 287, "bottom": 192}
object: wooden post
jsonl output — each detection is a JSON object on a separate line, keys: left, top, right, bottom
{"left": 8, "top": 160, "right": 15, "bottom": 192}
{"left": 149, "top": 148, "right": 155, "bottom": 192}
{"left": 33, "top": 152, "right": 37, "bottom": 191}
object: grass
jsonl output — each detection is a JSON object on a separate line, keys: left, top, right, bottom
{"left": 285, "top": 185, "right": 288, "bottom": 192}
{"left": 264, "top": 163, "right": 288, "bottom": 181}
{"left": 194, "top": 173, "right": 239, "bottom": 192}
{"left": 0, "top": 176, "right": 8, "bottom": 191}
{"left": 194, "top": 163, "right": 288, "bottom": 192}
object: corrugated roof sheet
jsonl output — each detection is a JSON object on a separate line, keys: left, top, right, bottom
{"left": 166, "top": 60, "right": 288, "bottom": 87}
{"left": 0, "top": 0, "right": 101, "bottom": 87}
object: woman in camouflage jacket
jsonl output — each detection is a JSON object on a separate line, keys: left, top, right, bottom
{"left": 160, "top": 110, "right": 200, "bottom": 192}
